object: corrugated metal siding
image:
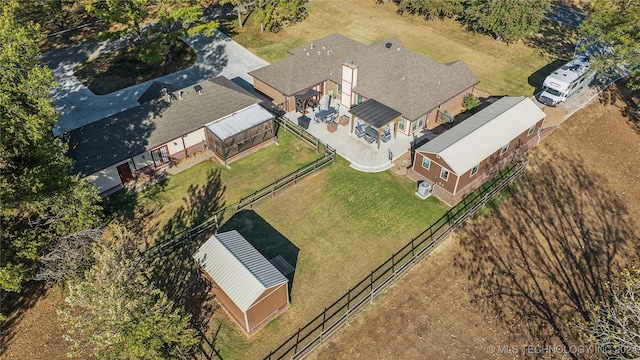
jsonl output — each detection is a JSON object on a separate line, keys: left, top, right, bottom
{"left": 416, "top": 97, "right": 545, "bottom": 174}
{"left": 193, "top": 231, "right": 288, "bottom": 312}
{"left": 206, "top": 104, "right": 274, "bottom": 141}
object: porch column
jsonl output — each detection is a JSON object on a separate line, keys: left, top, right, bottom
{"left": 350, "top": 114, "right": 356, "bottom": 134}
{"left": 393, "top": 117, "right": 399, "bottom": 139}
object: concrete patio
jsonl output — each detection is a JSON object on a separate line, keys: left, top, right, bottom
{"left": 283, "top": 104, "right": 437, "bottom": 172}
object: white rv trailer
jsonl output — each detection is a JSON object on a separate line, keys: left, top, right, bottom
{"left": 537, "top": 55, "right": 596, "bottom": 106}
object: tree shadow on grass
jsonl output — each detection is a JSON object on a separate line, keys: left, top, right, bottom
{"left": 101, "top": 179, "right": 168, "bottom": 245}
{"left": 454, "top": 151, "right": 640, "bottom": 359}
{"left": 0, "top": 282, "right": 49, "bottom": 355}
{"left": 219, "top": 210, "right": 300, "bottom": 297}
{"left": 528, "top": 59, "right": 568, "bottom": 95}
{"left": 524, "top": 19, "right": 577, "bottom": 59}
{"left": 148, "top": 168, "right": 226, "bottom": 357}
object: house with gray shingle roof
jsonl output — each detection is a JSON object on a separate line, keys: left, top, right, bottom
{"left": 66, "top": 77, "right": 276, "bottom": 195}
{"left": 193, "top": 230, "right": 290, "bottom": 335}
{"left": 249, "top": 33, "right": 479, "bottom": 137}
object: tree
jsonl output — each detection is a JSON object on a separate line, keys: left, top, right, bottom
{"left": 25, "top": 0, "right": 84, "bottom": 39}
{"left": 36, "top": 228, "right": 102, "bottom": 286}
{"left": 59, "top": 226, "right": 198, "bottom": 359}
{"left": 0, "top": 0, "right": 101, "bottom": 293}
{"left": 396, "top": 0, "right": 462, "bottom": 20}
{"left": 85, "top": 0, "right": 218, "bottom": 65}
{"left": 254, "top": 0, "right": 306, "bottom": 33}
{"left": 578, "top": 268, "right": 640, "bottom": 358}
{"left": 220, "top": 0, "right": 253, "bottom": 29}
{"left": 460, "top": 0, "right": 552, "bottom": 43}
{"left": 577, "top": 0, "right": 640, "bottom": 90}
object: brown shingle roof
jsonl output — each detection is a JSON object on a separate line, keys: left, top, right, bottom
{"left": 249, "top": 34, "right": 479, "bottom": 121}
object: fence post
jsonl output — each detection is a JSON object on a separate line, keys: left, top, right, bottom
{"left": 370, "top": 271, "right": 374, "bottom": 303}
{"left": 321, "top": 307, "right": 327, "bottom": 342}
{"left": 294, "top": 169, "right": 299, "bottom": 184}
{"left": 294, "top": 328, "right": 301, "bottom": 353}
{"left": 346, "top": 289, "right": 351, "bottom": 318}
{"left": 411, "top": 238, "right": 415, "bottom": 264}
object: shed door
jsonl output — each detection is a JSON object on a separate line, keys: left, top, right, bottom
{"left": 117, "top": 163, "right": 134, "bottom": 183}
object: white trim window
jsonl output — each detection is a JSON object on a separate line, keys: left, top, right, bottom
{"left": 151, "top": 146, "right": 171, "bottom": 167}
{"left": 398, "top": 117, "right": 406, "bottom": 131}
{"left": 528, "top": 124, "right": 536, "bottom": 136}
{"left": 422, "top": 157, "right": 430, "bottom": 170}
{"left": 440, "top": 168, "right": 450, "bottom": 181}
{"left": 500, "top": 143, "right": 509, "bottom": 155}
{"left": 470, "top": 164, "right": 479, "bottom": 176}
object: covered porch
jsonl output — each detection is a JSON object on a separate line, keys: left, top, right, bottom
{"left": 348, "top": 99, "right": 402, "bottom": 150}
{"left": 283, "top": 103, "right": 436, "bottom": 172}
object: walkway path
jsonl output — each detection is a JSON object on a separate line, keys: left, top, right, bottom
{"left": 41, "top": 31, "right": 268, "bottom": 136}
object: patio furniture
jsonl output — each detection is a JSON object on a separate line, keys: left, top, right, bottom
{"left": 364, "top": 126, "right": 378, "bottom": 144}
{"left": 327, "top": 121, "right": 338, "bottom": 133}
{"left": 381, "top": 125, "right": 391, "bottom": 142}
{"left": 355, "top": 120, "right": 367, "bottom": 138}
{"left": 297, "top": 115, "right": 311, "bottom": 130}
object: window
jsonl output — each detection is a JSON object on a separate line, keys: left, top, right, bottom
{"left": 440, "top": 168, "right": 450, "bottom": 181}
{"left": 528, "top": 124, "right": 536, "bottom": 136}
{"left": 151, "top": 146, "right": 170, "bottom": 167}
{"left": 500, "top": 143, "right": 509, "bottom": 155}
{"left": 338, "top": 84, "right": 342, "bottom": 95}
{"left": 398, "top": 117, "right": 406, "bottom": 131}
{"left": 357, "top": 94, "right": 363, "bottom": 104}
{"left": 422, "top": 157, "right": 430, "bottom": 170}
{"left": 470, "top": 164, "right": 479, "bottom": 176}
{"left": 412, "top": 120, "right": 418, "bottom": 132}
{"left": 417, "top": 116, "right": 424, "bottom": 128}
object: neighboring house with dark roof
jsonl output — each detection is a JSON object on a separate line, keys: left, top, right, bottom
{"left": 249, "top": 33, "right": 479, "bottom": 137}
{"left": 66, "top": 77, "right": 276, "bottom": 195}
{"left": 193, "top": 230, "right": 290, "bottom": 335}
{"left": 409, "top": 97, "right": 546, "bottom": 206}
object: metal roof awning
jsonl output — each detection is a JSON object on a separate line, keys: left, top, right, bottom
{"left": 294, "top": 88, "right": 319, "bottom": 101}
{"left": 349, "top": 99, "right": 401, "bottom": 129}
{"left": 207, "top": 104, "right": 274, "bottom": 140}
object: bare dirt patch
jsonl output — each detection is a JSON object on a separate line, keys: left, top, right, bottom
{"left": 309, "top": 85, "right": 640, "bottom": 359}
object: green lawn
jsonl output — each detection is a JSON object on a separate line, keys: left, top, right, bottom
{"left": 231, "top": 0, "right": 574, "bottom": 96}
{"left": 207, "top": 157, "right": 448, "bottom": 359}
{"left": 102, "top": 130, "right": 318, "bottom": 245}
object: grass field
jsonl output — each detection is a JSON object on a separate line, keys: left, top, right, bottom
{"left": 230, "top": 0, "right": 574, "bottom": 97}
{"left": 201, "top": 156, "right": 448, "bottom": 359}
{"left": 102, "top": 130, "right": 318, "bottom": 245}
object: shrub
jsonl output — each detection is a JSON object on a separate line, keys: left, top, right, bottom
{"left": 462, "top": 93, "right": 481, "bottom": 112}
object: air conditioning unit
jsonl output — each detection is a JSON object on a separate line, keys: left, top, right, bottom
{"left": 416, "top": 181, "right": 432, "bottom": 199}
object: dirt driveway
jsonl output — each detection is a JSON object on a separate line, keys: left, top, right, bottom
{"left": 309, "top": 85, "right": 640, "bottom": 359}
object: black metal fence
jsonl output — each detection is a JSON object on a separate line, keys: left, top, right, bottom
{"left": 264, "top": 158, "right": 529, "bottom": 360}
{"left": 145, "top": 116, "right": 335, "bottom": 259}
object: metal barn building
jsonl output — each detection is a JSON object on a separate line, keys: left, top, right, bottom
{"left": 193, "top": 231, "right": 290, "bottom": 335}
